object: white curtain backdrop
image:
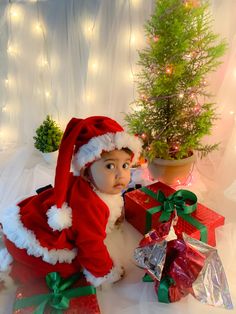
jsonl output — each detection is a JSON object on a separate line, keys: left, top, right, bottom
{"left": 0, "top": 1, "right": 236, "bottom": 313}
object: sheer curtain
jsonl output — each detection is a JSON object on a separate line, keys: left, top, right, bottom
{"left": 0, "top": 0, "right": 154, "bottom": 147}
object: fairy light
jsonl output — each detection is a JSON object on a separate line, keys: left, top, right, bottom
{"left": 153, "top": 35, "right": 159, "bottom": 42}
{"left": 83, "top": 20, "right": 95, "bottom": 39}
{"left": 45, "top": 90, "right": 51, "bottom": 99}
{"left": 141, "top": 133, "right": 147, "bottom": 140}
{"left": 229, "top": 110, "right": 234, "bottom": 115}
{"left": 37, "top": 55, "right": 48, "bottom": 68}
{"left": 83, "top": 90, "right": 95, "bottom": 103}
{"left": 179, "top": 92, "right": 184, "bottom": 99}
{"left": 2, "top": 106, "right": 7, "bottom": 113}
{"left": 165, "top": 65, "right": 173, "bottom": 75}
{"left": 130, "top": 0, "right": 141, "bottom": 8}
{"left": 9, "top": 6, "right": 23, "bottom": 23}
{"left": 7, "top": 44, "right": 19, "bottom": 57}
{"left": 32, "top": 22, "right": 45, "bottom": 36}
{"left": 89, "top": 60, "right": 98, "bottom": 73}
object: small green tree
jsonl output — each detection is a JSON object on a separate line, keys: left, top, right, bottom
{"left": 125, "top": 0, "right": 227, "bottom": 161}
{"left": 33, "top": 115, "right": 63, "bottom": 153}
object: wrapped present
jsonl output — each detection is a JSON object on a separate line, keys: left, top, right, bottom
{"left": 13, "top": 272, "right": 100, "bottom": 314}
{"left": 124, "top": 181, "right": 225, "bottom": 246}
{"left": 134, "top": 229, "right": 233, "bottom": 309}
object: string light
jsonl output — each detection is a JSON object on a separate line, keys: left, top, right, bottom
{"left": 165, "top": 65, "right": 173, "bottom": 75}
{"left": 229, "top": 110, "right": 234, "bottom": 115}
{"left": 130, "top": 0, "right": 141, "bottom": 8}
{"left": 179, "top": 92, "right": 184, "bottom": 98}
{"left": 32, "top": 22, "right": 45, "bottom": 36}
{"left": 141, "top": 133, "right": 147, "bottom": 139}
{"left": 153, "top": 35, "right": 159, "bottom": 42}
{"left": 9, "top": 6, "right": 23, "bottom": 23}
{"left": 45, "top": 90, "right": 51, "bottom": 99}
{"left": 83, "top": 20, "right": 95, "bottom": 39}
{"left": 89, "top": 60, "right": 98, "bottom": 73}
{"left": 37, "top": 55, "right": 48, "bottom": 68}
{"left": 2, "top": 106, "right": 7, "bottom": 112}
{"left": 7, "top": 43, "right": 19, "bottom": 57}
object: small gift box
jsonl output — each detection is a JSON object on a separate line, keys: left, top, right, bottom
{"left": 124, "top": 181, "right": 225, "bottom": 246}
{"left": 13, "top": 272, "right": 100, "bottom": 314}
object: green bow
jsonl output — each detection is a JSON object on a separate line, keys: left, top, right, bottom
{"left": 142, "top": 187, "right": 197, "bottom": 222}
{"left": 155, "top": 189, "right": 197, "bottom": 222}
{"left": 157, "top": 276, "right": 175, "bottom": 303}
{"left": 14, "top": 272, "right": 96, "bottom": 314}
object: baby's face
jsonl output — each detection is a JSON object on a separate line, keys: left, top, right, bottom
{"left": 89, "top": 149, "right": 131, "bottom": 194}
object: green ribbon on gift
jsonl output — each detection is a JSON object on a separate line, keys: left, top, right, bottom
{"left": 157, "top": 276, "right": 175, "bottom": 303}
{"left": 14, "top": 272, "right": 96, "bottom": 314}
{"left": 141, "top": 187, "right": 208, "bottom": 243}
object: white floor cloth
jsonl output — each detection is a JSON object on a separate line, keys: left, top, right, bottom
{"left": 0, "top": 146, "right": 235, "bottom": 314}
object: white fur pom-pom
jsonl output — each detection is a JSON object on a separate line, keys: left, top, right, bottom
{"left": 46, "top": 203, "right": 72, "bottom": 231}
{"left": 83, "top": 265, "right": 124, "bottom": 287}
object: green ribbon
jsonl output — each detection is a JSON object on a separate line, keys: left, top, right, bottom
{"left": 141, "top": 187, "right": 208, "bottom": 243}
{"left": 157, "top": 276, "right": 175, "bottom": 303}
{"left": 14, "top": 272, "right": 96, "bottom": 314}
{"left": 142, "top": 273, "right": 154, "bottom": 282}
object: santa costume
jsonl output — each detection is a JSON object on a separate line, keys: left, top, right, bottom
{"left": 0, "top": 116, "right": 142, "bottom": 287}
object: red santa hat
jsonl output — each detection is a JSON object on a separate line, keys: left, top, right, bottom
{"left": 47, "top": 116, "right": 142, "bottom": 231}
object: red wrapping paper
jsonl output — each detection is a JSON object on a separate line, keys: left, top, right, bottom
{"left": 156, "top": 238, "right": 206, "bottom": 303}
{"left": 13, "top": 276, "right": 100, "bottom": 314}
{"left": 124, "top": 181, "right": 225, "bottom": 246}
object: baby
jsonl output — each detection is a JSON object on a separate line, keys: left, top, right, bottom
{"left": 0, "top": 116, "right": 142, "bottom": 288}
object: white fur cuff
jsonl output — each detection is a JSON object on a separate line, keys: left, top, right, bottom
{"left": 83, "top": 265, "right": 124, "bottom": 287}
{"left": 47, "top": 203, "right": 72, "bottom": 231}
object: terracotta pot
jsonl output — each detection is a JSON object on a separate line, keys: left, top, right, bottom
{"left": 41, "top": 150, "right": 58, "bottom": 164}
{"left": 148, "top": 153, "right": 196, "bottom": 186}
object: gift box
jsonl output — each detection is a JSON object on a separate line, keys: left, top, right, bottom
{"left": 13, "top": 272, "right": 100, "bottom": 314}
{"left": 124, "top": 181, "right": 225, "bottom": 246}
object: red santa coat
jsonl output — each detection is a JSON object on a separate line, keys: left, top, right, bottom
{"left": 1, "top": 174, "right": 123, "bottom": 286}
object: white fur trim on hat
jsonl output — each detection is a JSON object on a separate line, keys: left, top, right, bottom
{"left": 72, "top": 131, "right": 142, "bottom": 174}
{"left": 1, "top": 204, "right": 77, "bottom": 265}
{"left": 47, "top": 203, "right": 72, "bottom": 231}
{"left": 0, "top": 248, "right": 13, "bottom": 272}
{"left": 83, "top": 265, "right": 124, "bottom": 287}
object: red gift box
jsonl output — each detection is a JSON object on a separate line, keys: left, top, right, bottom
{"left": 124, "top": 181, "right": 225, "bottom": 246}
{"left": 13, "top": 273, "right": 100, "bottom": 314}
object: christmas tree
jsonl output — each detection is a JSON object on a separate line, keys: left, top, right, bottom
{"left": 33, "top": 115, "right": 63, "bottom": 153}
{"left": 125, "top": 0, "right": 226, "bottom": 161}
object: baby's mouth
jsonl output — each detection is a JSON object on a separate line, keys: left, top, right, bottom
{"left": 113, "top": 183, "right": 124, "bottom": 189}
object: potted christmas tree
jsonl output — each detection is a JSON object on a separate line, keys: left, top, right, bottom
{"left": 125, "top": 0, "right": 227, "bottom": 185}
{"left": 33, "top": 115, "right": 63, "bottom": 163}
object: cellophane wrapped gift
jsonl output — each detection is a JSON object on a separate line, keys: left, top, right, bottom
{"left": 124, "top": 181, "right": 225, "bottom": 246}
{"left": 134, "top": 228, "right": 233, "bottom": 309}
{"left": 13, "top": 272, "right": 101, "bottom": 314}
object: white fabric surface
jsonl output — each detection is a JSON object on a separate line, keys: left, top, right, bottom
{"left": 0, "top": 151, "right": 235, "bottom": 314}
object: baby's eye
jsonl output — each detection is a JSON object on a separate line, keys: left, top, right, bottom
{"left": 123, "top": 162, "right": 130, "bottom": 169}
{"left": 106, "top": 163, "right": 115, "bottom": 170}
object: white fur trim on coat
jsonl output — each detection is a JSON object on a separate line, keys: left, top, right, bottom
{"left": 47, "top": 203, "right": 72, "bottom": 231}
{"left": 1, "top": 204, "right": 77, "bottom": 265}
{"left": 94, "top": 191, "right": 124, "bottom": 234}
{"left": 72, "top": 131, "right": 142, "bottom": 174}
{"left": 83, "top": 265, "right": 123, "bottom": 287}
{"left": 0, "top": 248, "right": 13, "bottom": 272}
